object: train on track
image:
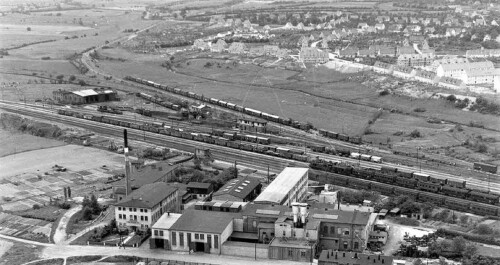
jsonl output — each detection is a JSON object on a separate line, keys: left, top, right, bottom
{"left": 57, "top": 109, "right": 500, "bottom": 215}
{"left": 124, "top": 76, "right": 362, "bottom": 145}
{"left": 309, "top": 171, "right": 500, "bottom": 217}
{"left": 310, "top": 159, "right": 500, "bottom": 214}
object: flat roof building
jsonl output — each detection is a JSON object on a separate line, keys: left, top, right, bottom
{"left": 318, "top": 250, "right": 393, "bottom": 265}
{"left": 254, "top": 167, "right": 308, "bottom": 206}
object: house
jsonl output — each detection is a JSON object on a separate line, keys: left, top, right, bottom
{"left": 254, "top": 167, "right": 308, "bottom": 206}
{"left": 483, "top": 34, "right": 491, "bottom": 42}
{"left": 228, "top": 42, "right": 246, "bottom": 54}
{"left": 186, "top": 182, "right": 213, "bottom": 200}
{"left": 264, "top": 45, "right": 279, "bottom": 56}
{"left": 396, "top": 46, "right": 415, "bottom": 55}
{"left": 357, "top": 23, "right": 369, "bottom": 30}
{"left": 414, "top": 70, "right": 440, "bottom": 84}
{"left": 212, "top": 176, "right": 262, "bottom": 202}
{"left": 338, "top": 47, "right": 358, "bottom": 58}
{"left": 248, "top": 46, "right": 265, "bottom": 56}
{"left": 387, "top": 24, "right": 403, "bottom": 33}
{"left": 436, "top": 60, "right": 496, "bottom": 84}
{"left": 210, "top": 39, "right": 227, "bottom": 52}
{"left": 299, "top": 47, "right": 330, "bottom": 64}
{"left": 466, "top": 49, "right": 500, "bottom": 58}
{"left": 392, "top": 65, "right": 416, "bottom": 79}
{"left": 475, "top": 18, "right": 486, "bottom": 26}
{"left": 237, "top": 117, "right": 267, "bottom": 132}
{"left": 115, "top": 182, "right": 179, "bottom": 231}
{"left": 358, "top": 49, "right": 374, "bottom": 58}
{"left": 318, "top": 250, "right": 393, "bottom": 265}
{"left": 397, "top": 53, "right": 435, "bottom": 67}
{"left": 405, "top": 25, "right": 421, "bottom": 33}
{"left": 193, "top": 39, "right": 210, "bottom": 50}
{"left": 372, "top": 61, "right": 394, "bottom": 74}
{"left": 276, "top": 48, "right": 289, "bottom": 58}
{"left": 166, "top": 209, "right": 237, "bottom": 254}
{"left": 52, "top": 88, "right": 118, "bottom": 104}
{"left": 424, "top": 27, "right": 435, "bottom": 34}
{"left": 243, "top": 19, "right": 252, "bottom": 28}
{"left": 438, "top": 76, "right": 466, "bottom": 90}
{"left": 374, "top": 23, "right": 385, "bottom": 31}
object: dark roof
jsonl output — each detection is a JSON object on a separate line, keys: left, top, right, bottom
{"left": 319, "top": 250, "right": 393, "bottom": 265}
{"left": 115, "top": 182, "right": 178, "bottom": 208}
{"left": 113, "top": 161, "right": 176, "bottom": 189}
{"left": 240, "top": 203, "right": 290, "bottom": 218}
{"left": 169, "top": 209, "right": 238, "bottom": 234}
{"left": 187, "top": 182, "right": 213, "bottom": 190}
{"left": 309, "top": 208, "right": 372, "bottom": 226}
{"left": 213, "top": 176, "right": 261, "bottom": 200}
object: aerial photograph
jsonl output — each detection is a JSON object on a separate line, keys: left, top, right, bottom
{"left": 0, "top": 0, "right": 499, "bottom": 264}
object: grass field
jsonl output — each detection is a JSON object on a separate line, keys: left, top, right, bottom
{"left": 0, "top": 128, "right": 66, "bottom": 157}
{"left": 0, "top": 242, "right": 43, "bottom": 265}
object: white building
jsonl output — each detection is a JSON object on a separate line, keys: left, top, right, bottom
{"left": 150, "top": 212, "right": 182, "bottom": 249}
{"left": 435, "top": 60, "right": 497, "bottom": 85}
{"left": 166, "top": 210, "right": 236, "bottom": 254}
{"left": 115, "top": 183, "right": 179, "bottom": 231}
{"left": 254, "top": 167, "right": 308, "bottom": 206}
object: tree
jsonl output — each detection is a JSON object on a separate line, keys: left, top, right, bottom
{"left": 67, "top": 187, "right": 71, "bottom": 198}
{"left": 78, "top": 79, "right": 86, "bottom": 86}
{"left": 452, "top": 236, "right": 467, "bottom": 254}
{"left": 82, "top": 207, "right": 93, "bottom": 221}
{"left": 69, "top": 75, "right": 76, "bottom": 82}
{"left": 89, "top": 194, "right": 100, "bottom": 214}
{"left": 439, "top": 257, "right": 449, "bottom": 265}
{"left": 32, "top": 204, "right": 41, "bottom": 210}
{"left": 463, "top": 243, "right": 478, "bottom": 259}
{"left": 27, "top": 27, "right": 31, "bottom": 31}
{"left": 413, "top": 258, "right": 424, "bottom": 265}
{"left": 410, "top": 129, "right": 422, "bottom": 138}
{"left": 476, "top": 224, "right": 493, "bottom": 235}
{"left": 459, "top": 215, "right": 469, "bottom": 225}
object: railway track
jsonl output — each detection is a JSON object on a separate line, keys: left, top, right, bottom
{"left": 2, "top": 100, "right": 499, "bottom": 194}
{"left": 0, "top": 101, "right": 304, "bottom": 173}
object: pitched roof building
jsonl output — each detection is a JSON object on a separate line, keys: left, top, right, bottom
{"left": 212, "top": 176, "right": 262, "bottom": 202}
{"left": 254, "top": 167, "right": 308, "bottom": 206}
{"left": 299, "top": 47, "right": 330, "bottom": 63}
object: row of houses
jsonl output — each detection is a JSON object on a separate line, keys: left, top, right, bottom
{"left": 193, "top": 39, "right": 289, "bottom": 58}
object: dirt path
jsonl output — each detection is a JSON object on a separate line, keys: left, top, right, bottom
{"left": 53, "top": 205, "right": 82, "bottom": 245}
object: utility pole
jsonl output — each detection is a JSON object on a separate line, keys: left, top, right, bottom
{"left": 267, "top": 165, "right": 270, "bottom": 184}
{"left": 417, "top": 146, "right": 421, "bottom": 172}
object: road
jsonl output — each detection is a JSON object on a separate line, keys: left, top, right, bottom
{"left": 53, "top": 205, "right": 82, "bottom": 245}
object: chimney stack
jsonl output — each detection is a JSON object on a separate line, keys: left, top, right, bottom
{"left": 124, "top": 129, "right": 131, "bottom": 197}
{"left": 299, "top": 203, "right": 308, "bottom": 225}
{"left": 291, "top": 202, "right": 300, "bottom": 227}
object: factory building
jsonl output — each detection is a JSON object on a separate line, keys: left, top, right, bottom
{"left": 254, "top": 167, "right": 308, "bottom": 206}
{"left": 53, "top": 88, "right": 118, "bottom": 104}
{"left": 318, "top": 250, "right": 393, "bottom": 265}
{"left": 114, "top": 182, "right": 179, "bottom": 231}
{"left": 212, "top": 176, "right": 262, "bottom": 202}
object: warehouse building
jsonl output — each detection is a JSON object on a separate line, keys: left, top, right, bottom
{"left": 53, "top": 88, "right": 118, "bottom": 104}
{"left": 318, "top": 250, "right": 393, "bottom": 265}
{"left": 212, "top": 176, "right": 262, "bottom": 202}
{"left": 166, "top": 209, "right": 238, "bottom": 254}
{"left": 150, "top": 212, "right": 182, "bottom": 249}
{"left": 254, "top": 167, "right": 308, "bottom": 206}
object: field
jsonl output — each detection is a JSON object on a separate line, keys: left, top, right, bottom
{"left": 0, "top": 242, "right": 43, "bottom": 265}
{"left": 0, "top": 128, "right": 65, "bottom": 157}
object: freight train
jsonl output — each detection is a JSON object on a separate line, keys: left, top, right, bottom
{"left": 124, "top": 76, "right": 362, "bottom": 145}
{"left": 309, "top": 171, "right": 500, "bottom": 217}
{"left": 137, "top": 92, "right": 181, "bottom": 111}
{"left": 57, "top": 109, "right": 500, "bottom": 215}
{"left": 309, "top": 159, "right": 500, "bottom": 210}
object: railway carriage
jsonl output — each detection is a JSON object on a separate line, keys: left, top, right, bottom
{"left": 417, "top": 192, "right": 445, "bottom": 206}
{"left": 395, "top": 177, "right": 418, "bottom": 189}
{"left": 429, "top": 176, "right": 446, "bottom": 185}
{"left": 349, "top": 136, "right": 362, "bottom": 144}
{"left": 245, "top": 108, "right": 262, "bottom": 117}
{"left": 337, "top": 134, "right": 349, "bottom": 141}
{"left": 470, "top": 203, "right": 499, "bottom": 216}
{"left": 444, "top": 198, "right": 470, "bottom": 212}
{"left": 441, "top": 186, "right": 469, "bottom": 199}
{"left": 469, "top": 191, "right": 500, "bottom": 205}
{"left": 413, "top": 173, "right": 431, "bottom": 182}
{"left": 446, "top": 179, "right": 467, "bottom": 189}
{"left": 416, "top": 181, "right": 441, "bottom": 193}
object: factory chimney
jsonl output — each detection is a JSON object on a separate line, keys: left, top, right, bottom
{"left": 291, "top": 202, "right": 300, "bottom": 227}
{"left": 299, "top": 203, "right": 308, "bottom": 225}
{"left": 124, "top": 129, "right": 131, "bottom": 197}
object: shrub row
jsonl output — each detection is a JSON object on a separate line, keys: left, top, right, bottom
{"left": 436, "top": 228, "right": 500, "bottom": 246}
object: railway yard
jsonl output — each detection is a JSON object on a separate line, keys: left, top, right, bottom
{"left": 1, "top": 0, "right": 500, "bottom": 264}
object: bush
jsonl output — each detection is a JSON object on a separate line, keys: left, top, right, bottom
{"left": 59, "top": 202, "right": 71, "bottom": 209}
{"left": 379, "top": 89, "right": 390, "bottom": 96}
{"left": 413, "top": 107, "right": 426, "bottom": 112}
{"left": 33, "top": 204, "right": 41, "bottom": 210}
{"left": 393, "top": 217, "right": 419, "bottom": 226}
{"left": 410, "top": 129, "right": 422, "bottom": 138}
{"left": 475, "top": 224, "right": 494, "bottom": 235}
{"left": 446, "top": 94, "right": 456, "bottom": 101}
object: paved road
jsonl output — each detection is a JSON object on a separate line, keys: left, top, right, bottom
{"left": 53, "top": 205, "right": 82, "bottom": 244}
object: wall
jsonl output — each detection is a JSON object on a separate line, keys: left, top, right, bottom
{"left": 221, "top": 241, "right": 268, "bottom": 259}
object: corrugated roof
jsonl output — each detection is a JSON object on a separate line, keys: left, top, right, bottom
{"left": 169, "top": 209, "right": 237, "bottom": 234}
{"left": 115, "top": 182, "right": 178, "bottom": 208}
{"left": 254, "top": 167, "right": 308, "bottom": 204}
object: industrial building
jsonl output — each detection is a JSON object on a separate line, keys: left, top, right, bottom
{"left": 254, "top": 167, "right": 308, "bottom": 206}
{"left": 114, "top": 182, "right": 179, "bottom": 231}
{"left": 166, "top": 209, "right": 238, "bottom": 254}
{"left": 212, "top": 176, "right": 262, "bottom": 202}
{"left": 186, "top": 182, "right": 213, "bottom": 200}
{"left": 150, "top": 213, "right": 182, "bottom": 249}
{"left": 53, "top": 88, "right": 118, "bottom": 104}
{"left": 237, "top": 118, "right": 268, "bottom": 133}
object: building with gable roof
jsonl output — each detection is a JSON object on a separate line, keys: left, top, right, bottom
{"left": 397, "top": 53, "right": 435, "bottom": 67}
{"left": 254, "top": 167, "right": 308, "bottom": 206}
{"left": 372, "top": 61, "right": 394, "bottom": 75}
{"left": 318, "top": 250, "right": 393, "bottom": 265}
{"left": 393, "top": 65, "right": 416, "bottom": 79}
{"left": 212, "top": 176, "right": 262, "bottom": 202}
{"left": 414, "top": 70, "right": 440, "bottom": 84}
{"left": 228, "top": 42, "right": 246, "bottom": 54}
{"left": 115, "top": 182, "right": 179, "bottom": 231}
{"left": 436, "top": 59, "right": 496, "bottom": 84}
{"left": 299, "top": 47, "right": 330, "bottom": 63}
{"left": 53, "top": 88, "right": 118, "bottom": 104}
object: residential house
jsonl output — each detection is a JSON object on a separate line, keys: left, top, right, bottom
{"left": 243, "top": 19, "right": 252, "bottom": 28}
{"left": 405, "top": 25, "right": 421, "bottom": 33}
{"left": 186, "top": 182, "right": 213, "bottom": 200}
{"left": 212, "top": 176, "right": 262, "bottom": 202}
{"left": 438, "top": 76, "right": 466, "bottom": 90}
{"left": 210, "top": 39, "right": 227, "bottom": 52}
{"left": 424, "top": 27, "right": 436, "bottom": 34}
{"left": 397, "top": 53, "right": 435, "bottom": 67}
{"left": 300, "top": 47, "right": 330, "bottom": 63}
{"left": 397, "top": 46, "right": 415, "bottom": 55}
{"left": 492, "top": 20, "right": 499, "bottom": 26}
{"left": 357, "top": 23, "right": 369, "bottom": 30}
{"left": 463, "top": 21, "right": 473, "bottom": 28}
{"left": 483, "top": 34, "right": 491, "bottom": 42}
{"left": 228, "top": 42, "right": 246, "bottom": 54}
{"left": 358, "top": 49, "right": 373, "bottom": 58}
{"left": 436, "top": 60, "right": 496, "bottom": 84}
{"left": 374, "top": 23, "right": 385, "bottom": 31}
{"left": 193, "top": 39, "right": 210, "bottom": 50}
{"left": 372, "top": 61, "right": 394, "bottom": 74}
{"left": 414, "top": 70, "right": 440, "bottom": 84}
{"left": 392, "top": 65, "right": 416, "bottom": 79}
{"left": 263, "top": 45, "right": 279, "bottom": 56}
{"left": 466, "top": 49, "right": 500, "bottom": 58}
{"left": 387, "top": 24, "right": 403, "bottom": 33}
{"left": 475, "top": 18, "right": 486, "bottom": 26}
{"left": 249, "top": 46, "right": 265, "bottom": 56}
{"left": 338, "top": 47, "right": 358, "bottom": 58}
{"left": 115, "top": 182, "right": 179, "bottom": 231}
